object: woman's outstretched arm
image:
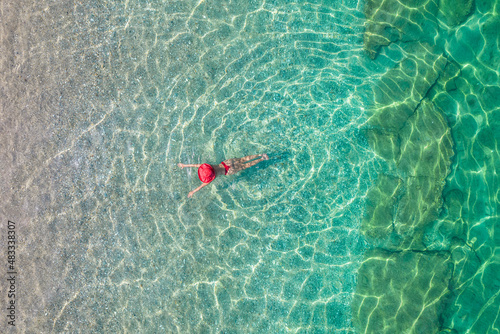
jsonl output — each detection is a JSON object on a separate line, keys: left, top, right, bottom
{"left": 178, "top": 163, "right": 202, "bottom": 169}
{"left": 188, "top": 182, "right": 209, "bottom": 198}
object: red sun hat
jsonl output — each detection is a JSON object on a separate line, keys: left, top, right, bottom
{"left": 198, "top": 163, "right": 216, "bottom": 183}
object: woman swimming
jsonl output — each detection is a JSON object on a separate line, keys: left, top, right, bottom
{"left": 178, "top": 153, "right": 269, "bottom": 198}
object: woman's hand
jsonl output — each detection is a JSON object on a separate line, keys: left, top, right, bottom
{"left": 177, "top": 163, "right": 184, "bottom": 169}
{"left": 188, "top": 191, "right": 194, "bottom": 198}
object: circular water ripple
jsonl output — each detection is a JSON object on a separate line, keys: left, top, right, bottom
{"left": 114, "top": 1, "right": 374, "bottom": 331}
{"left": 2, "top": 0, "right": 383, "bottom": 333}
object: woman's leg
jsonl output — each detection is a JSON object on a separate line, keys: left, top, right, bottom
{"left": 238, "top": 154, "right": 262, "bottom": 163}
{"left": 225, "top": 154, "right": 268, "bottom": 175}
{"left": 241, "top": 156, "right": 266, "bottom": 168}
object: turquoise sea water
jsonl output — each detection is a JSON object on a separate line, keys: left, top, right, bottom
{"left": 1, "top": 0, "right": 499, "bottom": 333}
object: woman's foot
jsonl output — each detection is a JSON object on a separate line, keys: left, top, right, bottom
{"left": 262, "top": 154, "right": 269, "bottom": 160}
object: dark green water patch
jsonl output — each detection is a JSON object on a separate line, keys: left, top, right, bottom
{"left": 363, "top": 0, "right": 441, "bottom": 59}
{"left": 352, "top": 249, "right": 453, "bottom": 333}
{"left": 362, "top": 42, "right": 454, "bottom": 251}
{"left": 355, "top": 0, "right": 500, "bottom": 332}
{"left": 438, "top": 0, "right": 475, "bottom": 27}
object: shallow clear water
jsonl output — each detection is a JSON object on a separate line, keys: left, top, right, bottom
{"left": 0, "top": 0, "right": 499, "bottom": 333}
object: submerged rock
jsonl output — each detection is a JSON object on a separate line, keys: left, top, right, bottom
{"left": 363, "top": 0, "right": 440, "bottom": 59}
{"left": 359, "top": 0, "right": 500, "bottom": 333}
{"left": 367, "top": 43, "right": 447, "bottom": 131}
{"left": 438, "top": 0, "right": 475, "bottom": 27}
{"left": 398, "top": 99, "right": 453, "bottom": 179}
{"left": 362, "top": 174, "right": 402, "bottom": 240}
{"left": 357, "top": 34, "right": 455, "bottom": 332}
{"left": 363, "top": 103, "right": 454, "bottom": 248}
{"left": 365, "top": 129, "right": 400, "bottom": 162}
{"left": 352, "top": 249, "right": 453, "bottom": 334}
{"left": 363, "top": 43, "right": 454, "bottom": 250}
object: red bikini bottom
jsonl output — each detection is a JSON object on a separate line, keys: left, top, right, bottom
{"left": 221, "top": 161, "right": 230, "bottom": 175}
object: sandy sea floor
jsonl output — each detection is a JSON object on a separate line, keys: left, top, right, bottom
{"left": 1, "top": 0, "right": 499, "bottom": 333}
